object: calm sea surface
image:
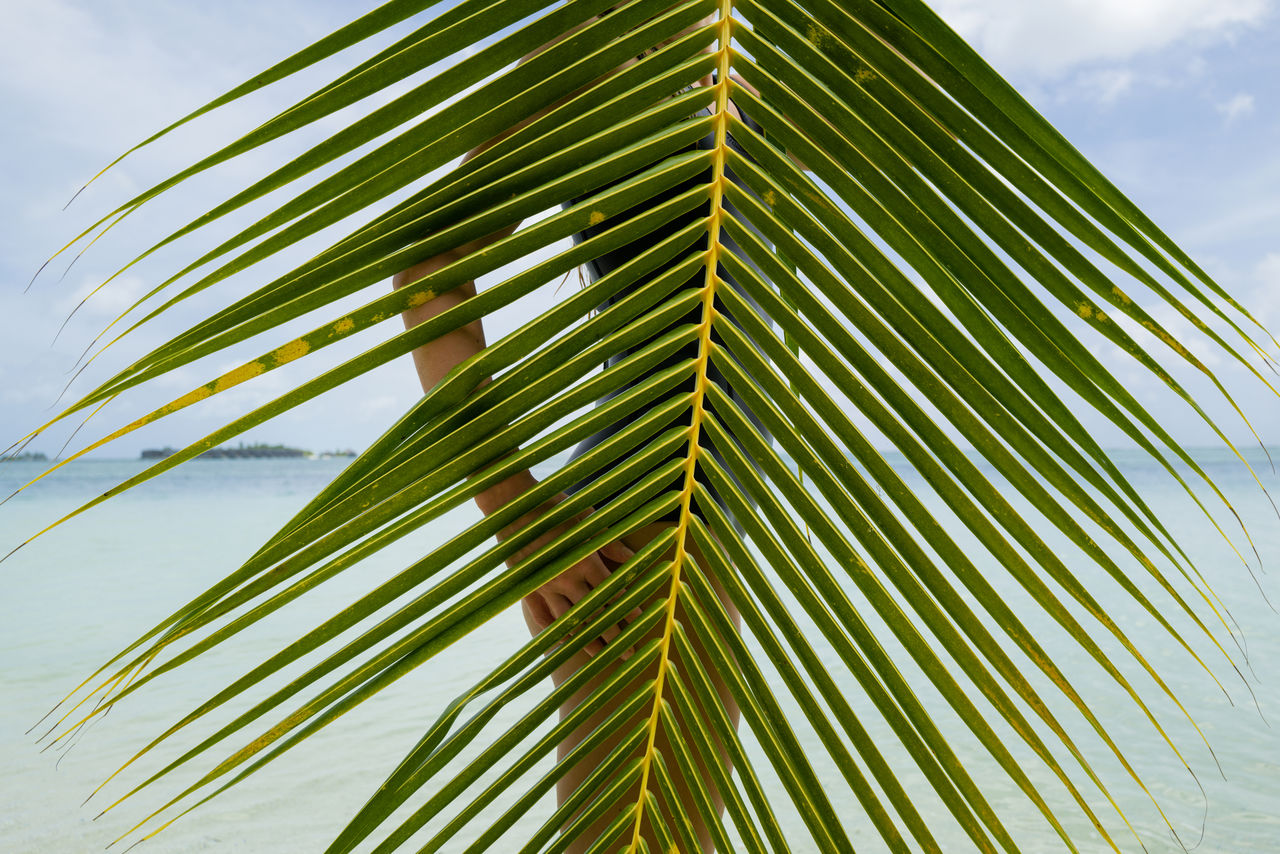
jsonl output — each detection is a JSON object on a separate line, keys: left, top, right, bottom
{"left": 2, "top": 451, "right": 1278, "bottom": 852}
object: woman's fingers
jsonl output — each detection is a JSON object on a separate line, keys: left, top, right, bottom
{"left": 576, "top": 554, "right": 641, "bottom": 652}
{"left": 522, "top": 593, "right": 556, "bottom": 632}
{"left": 583, "top": 559, "right": 612, "bottom": 590}
{"left": 583, "top": 553, "right": 645, "bottom": 644}
{"left": 600, "top": 539, "right": 635, "bottom": 566}
{"left": 550, "top": 572, "right": 594, "bottom": 605}
{"left": 510, "top": 497, "right": 652, "bottom": 658}
{"left": 543, "top": 590, "right": 574, "bottom": 623}
{"left": 600, "top": 620, "right": 624, "bottom": 647}
{"left": 528, "top": 551, "right": 652, "bottom": 657}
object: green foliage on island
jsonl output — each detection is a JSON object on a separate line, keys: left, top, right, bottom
{"left": 143, "top": 443, "right": 294, "bottom": 460}
{"left": 140, "top": 443, "right": 359, "bottom": 460}
{"left": 1, "top": 451, "right": 49, "bottom": 463}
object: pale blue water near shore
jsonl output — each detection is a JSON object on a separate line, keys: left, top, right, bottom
{"left": 2, "top": 450, "right": 1278, "bottom": 852}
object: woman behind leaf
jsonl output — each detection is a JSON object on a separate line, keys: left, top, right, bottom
{"left": 392, "top": 2, "right": 787, "bottom": 850}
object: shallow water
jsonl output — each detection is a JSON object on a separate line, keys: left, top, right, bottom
{"left": 1, "top": 452, "right": 1277, "bottom": 852}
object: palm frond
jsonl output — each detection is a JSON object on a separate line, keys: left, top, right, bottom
{"left": 17, "top": 0, "right": 1276, "bottom": 851}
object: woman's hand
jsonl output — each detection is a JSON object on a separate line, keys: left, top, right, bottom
{"left": 501, "top": 491, "right": 642, "bottom": 658}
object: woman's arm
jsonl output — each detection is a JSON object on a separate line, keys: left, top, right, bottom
{"left": 392, "top": 16, "right": 643, "bottom": 653}
{"left": 391, "top": 3, "right": 597, "bottom": 514}
{"left": 394, "top": 220, "right": 638, "bottom": 655}
{"left": 396, "top": 235, "right": 642, "bottom": 657}
{"left": 391, "top": 223, "right": 524, "bottom": 515}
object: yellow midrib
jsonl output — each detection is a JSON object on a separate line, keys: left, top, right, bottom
{"left": 626, "top": 1, "right": 735, "bottom": 851}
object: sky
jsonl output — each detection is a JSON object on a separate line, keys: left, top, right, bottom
{"left": 1, "top": 0, "right": 1278, "bottom": 460}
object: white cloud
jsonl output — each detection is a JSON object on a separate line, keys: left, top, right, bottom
{"left": 1, "top": 1, "right": 241, "bottom": 151}
{"left": 1218, "top": 92, "right": 1257, "bottom": 120}
{"left": 1253, "top": 253, "right": 1280, "bottom": 325}
{"left": 1076, "top": 68, "right": 1136, "bottom": 103}
{"left": 54, "top": 274, "right": 146, "bottom": 320}
{"left": 930, "top": 0, "right": 1271, "bottom": 75}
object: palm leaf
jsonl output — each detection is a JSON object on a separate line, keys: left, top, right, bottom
{"left": 17, "top": 0, "right": 1275, "bottom": 851}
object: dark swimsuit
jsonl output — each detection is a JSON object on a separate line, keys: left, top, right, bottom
{"left": 562, "top": 80, "right": 773, "bottom": 533}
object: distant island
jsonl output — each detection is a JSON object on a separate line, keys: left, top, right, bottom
{"left": 140, "top": 443, "right": 357, "bottom": 460}
{"left": 1, "top": 451, "right": 48, "bottom": 463}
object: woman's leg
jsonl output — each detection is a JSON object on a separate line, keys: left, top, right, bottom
{"left": 521, "top": 521, "right": 741, "bottom": 853}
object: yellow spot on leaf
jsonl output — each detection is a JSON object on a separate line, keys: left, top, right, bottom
{"left": 1077, "top": 303, "right": 1094, "bottom": 319}
{"left": 274, "top": 339, "right": 311, "bottom": 364}
{"left": 1146, "top": 323, "right": 1193, "bottom": 358}
{"left": 160, "top": 387, "right": 213, "bottom": 417}
{"left": 854, "top": 67, "right": 878, "bottom": 83}
{"left": 1111, "top": 286, "right": 1132, "bottom": 305}
{"left": 211, "top": 361, "right": 266, "bottom": 393}
{"left": 1164, "top": 336, "right": 1191, "bottom": 360}
{"left": 407, "top": 291, "right": 432, "bottom": 309}
{"left": 334, "top": 318, "right": 355, "bottom": 335}
{"left": 237, "top": 708, "right": 309, "bottom": 760}
{"left": 588, "top": 211, "right": 606, "bottom": 226}
{"left": 762, "top": 189, "right": 777, "bottom": 206}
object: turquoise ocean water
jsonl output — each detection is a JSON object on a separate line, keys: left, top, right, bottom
{"left": 2, "top": 452, "right": 1278, "bottom": 852}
